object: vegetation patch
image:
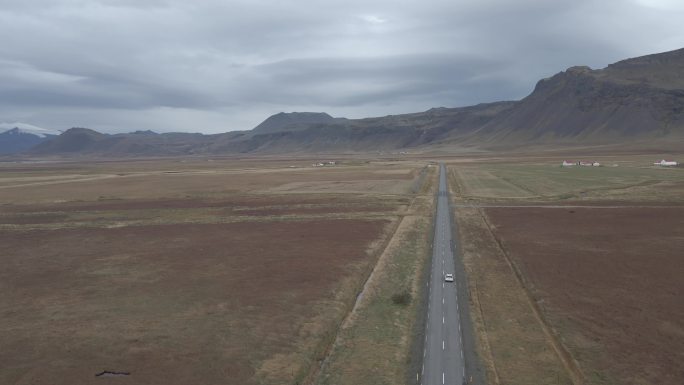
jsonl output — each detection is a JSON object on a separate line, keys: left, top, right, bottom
{"left": 391, "top": 290, "right": 412, "bottom": 306}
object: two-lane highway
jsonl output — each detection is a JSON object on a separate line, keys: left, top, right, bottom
{"left": 421, "top": 163, "right": 465, "bottom": 385}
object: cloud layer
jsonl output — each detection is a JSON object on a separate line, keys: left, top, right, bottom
{"left": 1, "top": 0, "right": 683, "bottom": 133}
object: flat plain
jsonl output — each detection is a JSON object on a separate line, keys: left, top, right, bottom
{"left": 449, "top": 154, "right": 684, "bottom": 385}
{"left": 0, "top": 157, "right": 426, "bottom": 385}
{"left": 3, "top": 153, "right": 682, "bottom": 385}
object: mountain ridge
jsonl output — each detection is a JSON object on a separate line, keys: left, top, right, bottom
{"left": 465, "top": 49, "right": 684, "bottom": 146}
{"left": 12, "top": 47, "right": 684, "bottom": 157}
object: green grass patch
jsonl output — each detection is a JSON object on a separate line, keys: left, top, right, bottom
{"left": 457, "top": 162, "right": 684, "bottom": 201}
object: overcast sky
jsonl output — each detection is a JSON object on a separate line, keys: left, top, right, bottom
{"left": 1, "top": 0, "right": 683, "bottom": 134}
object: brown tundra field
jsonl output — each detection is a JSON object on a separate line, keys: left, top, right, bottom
{"left": 0, "top": 157, "right": 428, "bottom": 385}
{"left": 449, "top": 155, "right": 684, "bottom": 385}
{"left": 3, "top": 153, "right": 683, "bottom": 385}
{"left": 484, "top": 206, "right": 684, "bottom": 385}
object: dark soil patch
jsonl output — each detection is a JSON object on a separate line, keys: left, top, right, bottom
{"left": 1, "top": 195, "right": 403, "bottom": 214}
{"left": 0, "top": 213, "right": 68, "bottom": 224}
{"left": 232, "top": 205, "right": 394, "bottom": 216}
{"left": 95, "top": 371, "right": 130, "bottom": 377}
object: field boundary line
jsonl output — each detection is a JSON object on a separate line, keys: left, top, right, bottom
{"left": 303, "top": 212, "right": 405, "bottom": 385}
{"left": 455, "top": 203, "right": 684, "bottom": 209}
{"left": 496, "top": 174, "right": 541, "bottom": 196}
{"left": 477, "top": 208, "right": 586, "bottom": 385}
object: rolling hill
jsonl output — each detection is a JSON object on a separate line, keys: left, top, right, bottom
{"left": 251, "top": 112, "right": 343, "bottom": 134}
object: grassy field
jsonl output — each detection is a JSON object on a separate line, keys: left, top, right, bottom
{"left": 0, "top": 158, "right": 427, "bottom": 385}
{"left": 453, "top": 158, "right": 684, "bottom": 202}
{"left": 448, "top": 153, "right": 684, "bottom": 385}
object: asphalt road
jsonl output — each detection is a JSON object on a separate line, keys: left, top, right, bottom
{"left": 421, "top": 163, "right": 466, "bottom": 385}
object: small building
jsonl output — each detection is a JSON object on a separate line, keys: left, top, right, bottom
{"left": 654, "top": 159, "right": 678, "bottom": 166}
{"left": 312, "top": 161, "right": 336, "bottom": 167}
{"left": 562, "top": 160, "right": 575, "bottom": 167}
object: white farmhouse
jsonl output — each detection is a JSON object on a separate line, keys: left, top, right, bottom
{"left": 562, "top": 161, "right": 575, "bottom": 167}
{"left": 654, "top": 159, "right": 678, "bottom": 166}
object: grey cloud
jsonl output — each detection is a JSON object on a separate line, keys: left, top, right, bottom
{"left": 241, "top": 54, "right": 516, "bottom": 106}
{"left": 0, "top": 0, "right": 682, "bottom": 133}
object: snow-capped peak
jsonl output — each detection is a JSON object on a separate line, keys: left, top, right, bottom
{"left": 0, "top": 122, "right": 61, "bottom": 137}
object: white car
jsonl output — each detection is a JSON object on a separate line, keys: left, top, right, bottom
{"left": 444, "top": 273, "right": 454, "bottom": 282}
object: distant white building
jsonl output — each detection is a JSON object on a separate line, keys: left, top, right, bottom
{"left": 562, "top": 160, "right": 575, "bottom": 167}
{"left": 312, "top": 161, "right": 336, "bottom": 167}
{"left": 654, "top": 159, "right": 678, "bottom": 166}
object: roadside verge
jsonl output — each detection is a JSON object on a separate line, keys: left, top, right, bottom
{"left": 313, "top": 165, "right": 437, "bottom": 385}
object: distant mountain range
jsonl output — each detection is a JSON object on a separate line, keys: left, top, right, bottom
{"left": 5, "top": 47, "right": 683, "bottom": 157}
{"left": 0, "top": 126, "right": 59, "bottom": 154}
{"left": 0, "top": 122, "right": 61, "bottom": 137}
